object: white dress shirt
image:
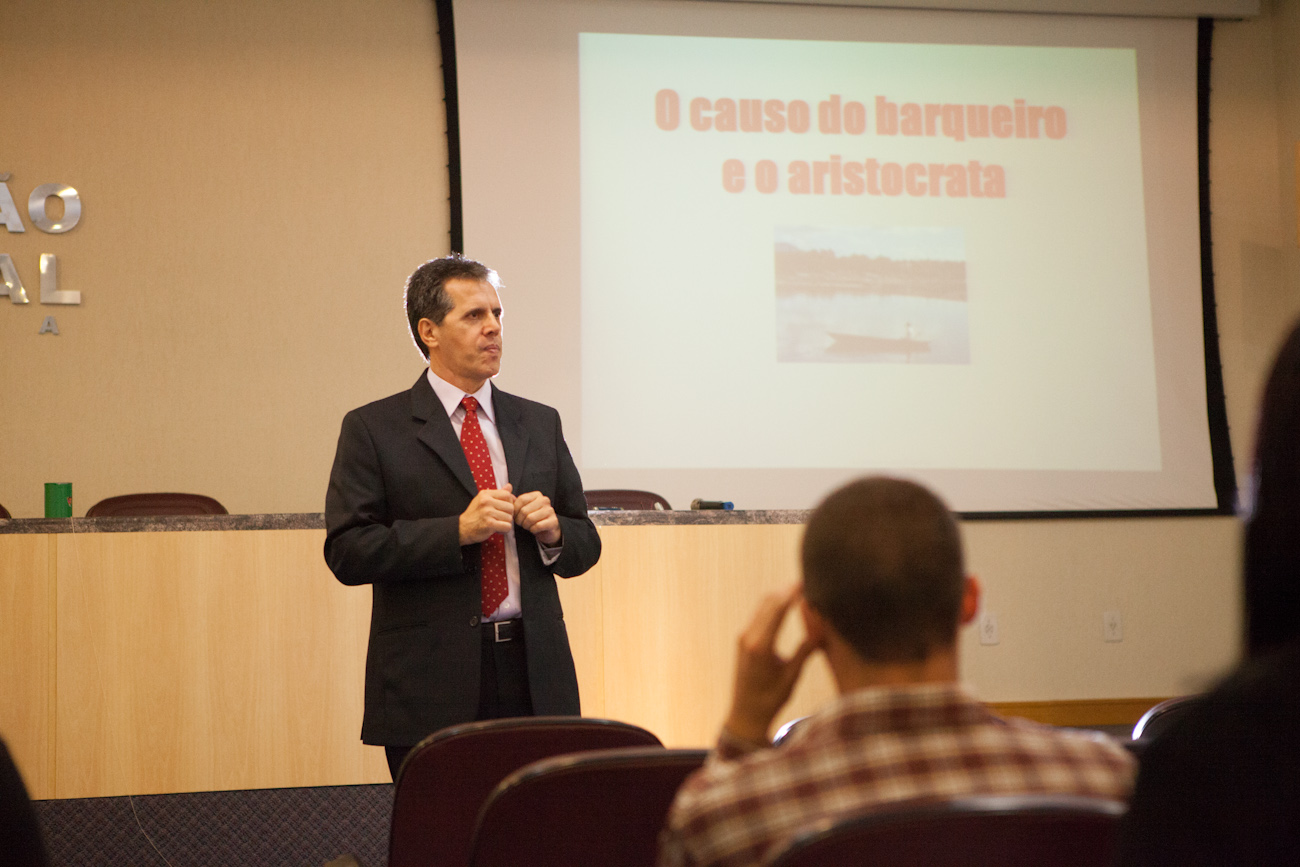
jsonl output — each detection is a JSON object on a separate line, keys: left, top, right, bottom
{"left": 426, "top": 369, "right": 560, "bottom": 622}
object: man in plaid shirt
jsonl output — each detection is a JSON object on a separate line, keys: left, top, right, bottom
{"left": 658, "top": 477, "right": 1135, "bottom": 867}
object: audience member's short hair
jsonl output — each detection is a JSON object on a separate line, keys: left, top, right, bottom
{"left": 404, "top": 254, "right": 498, "bottom": 358}
{"left": 801, "top": 476, "right": 965, "bottom": 663}
{"left": 1244, "top": 320, "right": 1300, "bottom": 656}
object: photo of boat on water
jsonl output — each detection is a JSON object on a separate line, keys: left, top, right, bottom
{"left": 774, "top": 225, "right": 971, "bottom": 365}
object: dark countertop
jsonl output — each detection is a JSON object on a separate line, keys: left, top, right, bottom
{"left": 587, "top": 509, "right": 809, "bottom": 526}
{"left": 0, "top": 510, "right": 809, "bottom": 534}
{"left": 0, "top": 513, "right": 326, "bottom": 534}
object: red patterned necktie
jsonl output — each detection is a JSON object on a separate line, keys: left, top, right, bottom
{"left": 460, "top": 396, "right": 509, "bottom": 617}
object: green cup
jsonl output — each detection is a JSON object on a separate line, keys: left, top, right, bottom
{"left": 44, "top": 483, "right": 72, "bottom": 518}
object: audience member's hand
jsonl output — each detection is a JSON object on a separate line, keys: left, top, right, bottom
{"left": 723, "top": 584, "right": 818, "bottom": 746}
{"left": 459, "top": 484, "right": 516, "bottom": 545}
{"left": 514, "top": 490, "right": 562, "bottom": 546}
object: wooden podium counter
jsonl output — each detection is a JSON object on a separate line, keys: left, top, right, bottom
{"left": 0, "top": 511, "right": 832, "bottom": 800}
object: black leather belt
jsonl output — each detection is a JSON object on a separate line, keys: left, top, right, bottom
{"left": 482, "top": 618, "right": 523, "bottom": 643}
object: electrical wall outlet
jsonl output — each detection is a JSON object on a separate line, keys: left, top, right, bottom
{"left": 1103, "top": 610, "right": 1123, "bottom": 643}
{"left": 979, "top": 612, "right": 999, "bottom": 646}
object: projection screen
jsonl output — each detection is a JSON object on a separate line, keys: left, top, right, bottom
{"left": 449, "top": 0, "right": 1231, "bottom": 514}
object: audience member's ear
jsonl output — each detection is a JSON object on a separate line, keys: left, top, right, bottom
{"left": 799, "top": 596, "right": 829, "bottom": 649}
{"left": 959, "top": 575, "right": 981, "bottom": 626}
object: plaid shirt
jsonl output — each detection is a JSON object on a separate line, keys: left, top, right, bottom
{"left": 658, "top": 683, "right": 1136, "bottom": 867}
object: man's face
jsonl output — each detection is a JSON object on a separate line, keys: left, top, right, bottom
{"left": 421, "top": 277, "right": 503, "bottom": 392}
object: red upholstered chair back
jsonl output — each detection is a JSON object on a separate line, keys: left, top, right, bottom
{"left": 85, "top": 492, "right": 228, "bottom": 517}
{"left": 768, "top": 795, "right": 1125, "bottom": 867}
{"left": 388, "top": 717, "right": 663, "bottom": 867}
{"left": 583, "top": 489, "right": 671, "bottom": 510}
{"left": 468, "top": 747, "right": 708, "bottom": 867}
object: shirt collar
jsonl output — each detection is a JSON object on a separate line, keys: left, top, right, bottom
{"left": 426, "top": 368, "right": 496, "bottom": 424}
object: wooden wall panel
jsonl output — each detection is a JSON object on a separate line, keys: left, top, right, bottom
{"left": 0, "top": 535, "right": 54, "bottom": 799}
{"left": 1, "top": 521, "right": 1212, "bottom": 798}
{"left": 555, "top": 557, "right": 606, "bottom": 718}
{"left": 596, "top": 524, "right": 836, "bottom": 748}
{"left": 989, "top": 697, "right": 1167, "bottom": 728}
{"left": 54, "top": 530, "right": 387, "bottom": 798}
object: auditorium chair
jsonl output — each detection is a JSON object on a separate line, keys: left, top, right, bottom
{"left": 468, "top": 747, "right": 708, "bottom": 867}
{"left": 772, "top": 715, "right": 809, "bottom": 745}
{"left": 84, "top": 492, "right": 228, "bottom": 517}
{"left": 1131, "top": 695, "right": 1201, "bottom": 742}
{"left": 767, "top": 794, "right": 1125, "bottom": 867}
{"left": 584, "top": 489, "right": 672, "bottom": 510}
{"left": 388, "top": 716, "right": 662, "bottom": 867}
{"left": 1126, "top": 695, "right": 1202, "bottom": 758}
{"left": 0, "top": 501, "right": 10, "bottom": 519}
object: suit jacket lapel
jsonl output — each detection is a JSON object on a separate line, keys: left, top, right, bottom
{"left": 410, "top": 374, "right": 479, "bottom": 498}
{"left": 492, "top": 384, "right": 530, "bottom": 491}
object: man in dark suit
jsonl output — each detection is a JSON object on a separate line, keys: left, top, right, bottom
{"left": 324, "top": 255, "right": 600, "bottom": 779}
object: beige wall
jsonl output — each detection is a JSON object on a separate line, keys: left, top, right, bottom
{"left": 961, "top": 0, "right": 1300, "bottom": 701}
{"left": 0, "top": 0, "right": 449, "bottom": 519}
{"left": 2, "top": 0, "right": 1300, "bottom": 758}
{"left": 1214, "top": 0, "right": 1300, "bottom": 461}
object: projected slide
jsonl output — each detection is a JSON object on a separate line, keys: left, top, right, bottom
{"left": 580, "top": 34, "right": 1161, "bottom": 473}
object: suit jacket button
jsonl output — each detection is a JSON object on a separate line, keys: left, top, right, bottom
{"left": 469, "top": 615, "right": 480, "bottom": 627}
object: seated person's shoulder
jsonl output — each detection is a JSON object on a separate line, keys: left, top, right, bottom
{"left": 994, "top": 714, "right": 1136, "bottom": 793}
{"left": 1141, "top": 644, "right": 1300, "bottom": 777}
{"left": 672, "top": 730, "right": 793, "bottom": 810}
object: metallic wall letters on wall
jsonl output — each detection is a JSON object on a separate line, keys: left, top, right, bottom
{"left": 28, "top": 183, "right": 82, "bottom": 234}
{"left": 0, "top": 173, "right": 82, "bottom": 308}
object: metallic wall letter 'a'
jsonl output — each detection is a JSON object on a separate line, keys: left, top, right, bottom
{"left": 40, "top": 254, "right": 79, "bottom": 304}
{"left": 0, "top": 181, "right": 25, "bottom": 233}
{"left": 29, "top": 184, "right": 81, "bottom": 233}
{"left": 0, "top": 253, "right": 30, "bottom": 303}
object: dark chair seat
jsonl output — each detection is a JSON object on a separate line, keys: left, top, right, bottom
{"left": 469, "top": 746, "right": 708, "bottom": 867}
{"left": 85, "top": 493, "right": 228, "bottom": 517}
{"left": 768, "top": 794, "right": 1125, "bottom": 867}
{"left": 389, "top": 716, "right": 662, "bottom": 867}
{"left": 584, "top": 489, "right": 671, "bottom": 510}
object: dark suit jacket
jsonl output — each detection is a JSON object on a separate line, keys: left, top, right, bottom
{"left": 324, "top": 373, "right": 600, "bottom": 746}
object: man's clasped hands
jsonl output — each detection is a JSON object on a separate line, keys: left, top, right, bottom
{"left": 459, "top": 484, "right": 562, "bottom": 546}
